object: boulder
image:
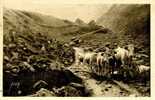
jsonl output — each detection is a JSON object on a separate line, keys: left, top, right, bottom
{"left": 69, "top": 41, "right": 76, "bottom": 46}
{"left": 55, "top": 85, "right": 83, "bottom": 96}
{"left": 31, "top": 88, "right": 56, "bottom": 97}
{"left": 71, "top": 37, "right": 76, "bottom": 41}
{"left": 33, "top": 80, "right": 48, "bottom": 91}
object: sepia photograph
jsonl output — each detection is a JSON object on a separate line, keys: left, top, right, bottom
{"left": 3, "top": 0, "right": 150, "bottom": 97}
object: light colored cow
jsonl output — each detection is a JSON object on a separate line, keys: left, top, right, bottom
{"left": 114, "top": 46, "right": 129, "bottom": 66}
{"left": 114, "top": 45, "right": 134, "bottom": 67}
{"left": 83, "top": 52, "right": 97, "bottom": 65}
{"left": 96, "top": 52, "right": 109, "bottom": 75}
{"left": 137, "top": 65, "right": 150, "bottom": 73}
{"left": 73, "top": 47, "right": 85, "bottom": 65}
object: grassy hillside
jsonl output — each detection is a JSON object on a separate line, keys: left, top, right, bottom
{"left": 3, "top": 8, "right": 101, "bottom": 43}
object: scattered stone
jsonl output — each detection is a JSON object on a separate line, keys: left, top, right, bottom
{"left": 69, "top": 41, "right": 76, "bottom": 46}
{"left": 11, "top": 67, "right": 19, "bottom": 74}
{"left": 71, "top": 37, "right": 76, "bottom": 41}
{"left": 69, "top": 82, "right": 84, "bottom": 89}
{"left": 33, "top": 80, "right": 48, "bottom": 91}
{"left": 107, "top": 85, "right": 112, "bottom": 88}
{"left": 119, "top": 91, "right": 124, "bottom": 94}
{"left": 55, "top": 85, "right": 83, "bottom": 96}
{"left": 4, "top": 56, "right": 10, "bottom": 61}
{"left": 8, "top": 43, "right": 16, "bottom": 48}
{"left": 64, "top": 43, "right": 69, "bottom": 47}
{"left": 31, "top": 88, "right": 56, "bottom": 97}
{"left": 105, "top": 88, "right": 108, "bottom": 91}
{"left": 78, "top": 39, "right": 83, "bottom": 43}
{"left": 129, "top": 94, "right": 138, "bottom": 97}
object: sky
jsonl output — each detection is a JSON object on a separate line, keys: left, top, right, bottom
{"left": 3, "top": 0, "right": 112, "bottom": 22}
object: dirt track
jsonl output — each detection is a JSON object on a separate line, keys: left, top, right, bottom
{"left": 68, "top": 64, "right": 150, "bottom": 97}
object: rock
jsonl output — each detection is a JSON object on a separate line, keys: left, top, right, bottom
{"left": 23, "top": 62, "right": 31, "bottom": 68}
{"left": 94, "top": 48, "right": 100, "bottom": 52}
{"left": 4, "top": 56, "right": 9, "bottom": 61}
{"left": 8, "top": 43, "right": 16, "bottom": 48}
{"left": 105, "top": 88, "right": 108, "bottom": 91}
{"left": 141, "top": 54, "right": 149, "bottom": 58}
{"left": 19, "top": 62, "right": 35, "bottom": 72}
{"left": 78, "top": 39, "right": 83, "bottom": 43}
{"left": 33, "top": 80, "right": 48, "bottom": 91}
{"left": 105, "top": 42, "right": 110, "bottom": 47}
{"left": 139, "top": 50, "right": 146, "bottom": 53}
{"left": 129, "top": 94, "right": 138, "bottom": 97}
{"left": 107, "top": 85, "right": 112, "bottom": 88}
{"left": 73, "top": 39, "right": 79, "bottom": 44}
{"left": 3, "top": 31, "right": 77, "bottom": 96}
{"left": 23, "top": 47, "right": 27, "bottom": 50}
{"left": 29, "top": 67, "right": 35, "bottom": 72}
{"left": 64, "top": 43, "right": 69, "bottom": 47}
{"left": 3, "top": 44, "right": 7, "bottom": 48}
{"left": 71, "top": 37, "right": 76, "bottom": 41}
{"left": 31, "top": 88, "right": 56, "bottom": 97}
{"left": 5, "top": 70, "right": 11, "bottom": 73}
{"left": 41, "top": 45, "right": 46, "bottom": 52}
{"left": 55, "top": 85, "right": 83, "bottom": 96}
{"left": 17, "top": 90, "right": 22, "bottom": 95}
{"left": 49, "top": 62, "right": 64, "bottom": 70}
{"left": 119, "top": 91, "right": 124, "bottom": 94}
{"left": 113, "top": 71, "right": 118, "bottom": 75}
{"left": 114, "top": 43, "right": 118, "bottom": 46}
{"left": 11, "top": 52, "right": 18, "bottom": 58}
{"left": 69, "top": 82, "right": 84, "bottom": 89}
{"left": 64, "top": 61, "right": 68, "bottom": 65}
{"left": 5, "top": 63, "right": 12, "bottom": 69}
{"left": 11, "top": 67, "right": 19, "bottom": 73}
{"left": 136, "top": 54, "right": 149, "bottom": 59}
{"left": 47, "top": 40, "right": 51, "bottom": 44}
{"left": 69, "top": 41, "right": 76, "bottom": 46}
{"left": 135, "top": 60, "right": 144, "bottom": 64}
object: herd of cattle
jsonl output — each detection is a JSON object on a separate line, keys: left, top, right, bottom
{"left": 73, "top": 44, "right": 150, "bottom": 77}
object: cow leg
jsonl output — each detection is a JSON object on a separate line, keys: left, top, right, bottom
{"left": 75, "top": 56, "right": 80, "bottom": 65}
{"left": 83, "top": 58, "right": 86, "bottom": 64}
{"left": 96, "top": 58, "right": 99, "bottom": 75}
{"left": 98, "top": 59, "right": 101, "bottom": 76}
{"left": 100, "top": 59, "right": 103, "bottom": 76}
{"left": 89, "top": 58, "right": 92, "bottom": 65}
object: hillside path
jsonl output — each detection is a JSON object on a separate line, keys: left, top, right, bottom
{"left": 68, "top": 64, "right": 143, "bottom": 97}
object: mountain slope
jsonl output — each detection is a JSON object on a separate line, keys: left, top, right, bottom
{"left": 97, "top": 4, "right": 150, "bottom": 35}
{"left": 3, "top": 8, "right": 76, "bottom": 35}
{"left": 3, "top": 8, "right": 103, "bottom": 43}
{"left": 96, "top": 4, "right": 150, "bottom": 54}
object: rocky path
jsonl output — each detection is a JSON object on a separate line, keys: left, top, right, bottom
{"left": 112, "top": 80, "right": 141, "bottom": 96}
{"left": 84, "top": 79, "right": 103, "bottom": 96}
{"left": 68, "top": 64, "right": 145, "bottom": 97}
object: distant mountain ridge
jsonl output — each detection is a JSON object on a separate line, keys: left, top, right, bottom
{"left": 96, "top": 4, "right": 150, "bottom": 36}
{"left": 96, "top": 4, "right": 150, "bottom": 49}
{"left": 75, "top": 18, "right": 88, "bottom": 26}
{"left": 3, "top": 8, "right": 103, "bottom": 43}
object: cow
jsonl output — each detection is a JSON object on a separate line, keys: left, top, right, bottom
{"left": 83, "top": 52, "right": 97, "bottom": 65}
{"left": 114, "top": 45, "right": 134, "bottom": 68}
{"left": 137, "top": 65, "right": 150, "bottom": 74}
{"left": 73, "top": 47, "right": 85, "bottom": 65}
{"left": 136, "top": 65, "right": 150, "bottom": 86}
{"left": 96, "top": 52, "right": 109, "bottom": 76}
